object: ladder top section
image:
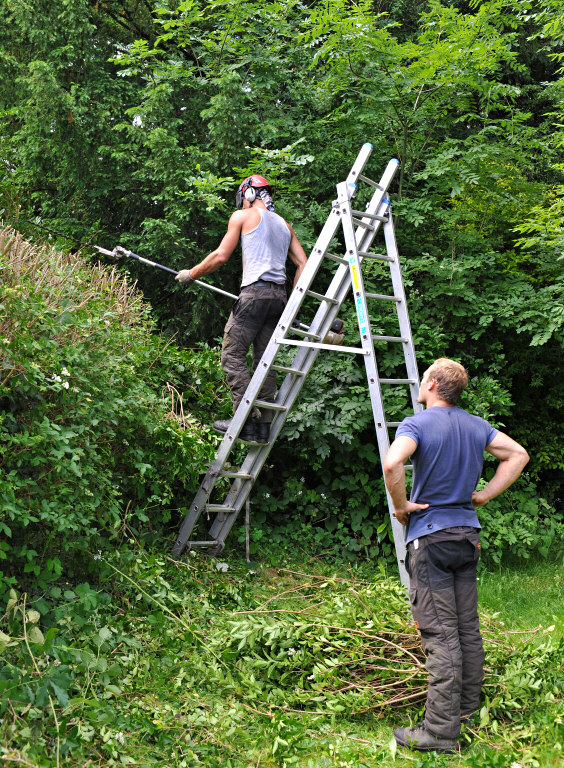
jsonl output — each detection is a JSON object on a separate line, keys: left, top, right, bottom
{"left": 358, "top": 144, "right": 400, "bottom": 167}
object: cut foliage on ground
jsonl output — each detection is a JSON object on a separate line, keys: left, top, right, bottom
{"left": 1, "top": 550, "right": 562, "bottom": 767}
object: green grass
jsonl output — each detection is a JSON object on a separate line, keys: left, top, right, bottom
{"left": 1, "top": 548, "right": 563, "bottom": 768}
{"left": 478, "top": 558, "right": 564, "bottom": 637}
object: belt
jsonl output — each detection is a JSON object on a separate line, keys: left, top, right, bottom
{"left": 243, "top": 279, "right": 285, "bottom": 288}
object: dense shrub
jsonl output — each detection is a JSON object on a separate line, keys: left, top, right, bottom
{"left": 0, "top": 228, "right": 223, "bottom": 592}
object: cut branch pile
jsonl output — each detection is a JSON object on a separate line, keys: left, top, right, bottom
{"left": 208, "top": 568, "right": 558, "bottom": 718}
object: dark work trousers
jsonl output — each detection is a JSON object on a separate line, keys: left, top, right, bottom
{"left": 405, "top": 526, "right": 484, "bottom": 740}
{"left": 221, "top": 281, "right": 287, "bottom": 423}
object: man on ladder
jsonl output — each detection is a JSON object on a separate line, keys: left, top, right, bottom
{"left": 175, "top": 175, "right": 308, "bottom": 443}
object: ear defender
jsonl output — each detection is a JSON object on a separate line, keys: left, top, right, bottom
{"left": 236, "top": 175, "right": 271, "bottom": 209}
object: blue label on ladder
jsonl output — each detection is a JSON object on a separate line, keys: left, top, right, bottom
{"left": 356, "top": 296, "right": 367, "bottom": 334}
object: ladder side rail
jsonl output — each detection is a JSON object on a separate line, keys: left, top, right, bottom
{"left": 345, "top": 142, "right": 374, "bottom": 185}
{"left": 361, "top": 205, "right": 414, "bottom": 586}
{"left": 172, "top": 215, "right": 349, "bottom": 555}
{"left": 378, "top": 210, "right": 421, "bottom": 585}
{"left": 349, "top": 186, "right": 415, "bottom": 586}
{"left": 364, "top": 207, "right": 419, "bottom": 585}
{"left": 337, "top": 183, "right": 409, "bottom": 587}
{"left": 382, "top": 212, "right": 422, "bottom": 414}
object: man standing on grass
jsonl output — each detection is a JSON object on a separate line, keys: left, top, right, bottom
{"left": 383, "top": 358, "right": 529, "bottom": 754}
{"left": 176, "top": 175, "right": 307, "bottom": 444}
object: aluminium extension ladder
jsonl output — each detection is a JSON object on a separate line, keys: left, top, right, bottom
{"left": 172, "top": 143, "right": 422, "bottom": 587}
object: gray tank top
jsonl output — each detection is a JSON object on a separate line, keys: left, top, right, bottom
{"left": 240, "top": 209, "right": 291, "bottom": 287}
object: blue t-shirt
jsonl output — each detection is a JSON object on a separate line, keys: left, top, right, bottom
{"left": 395, "top": 406, "right": 498, "bottom": 543}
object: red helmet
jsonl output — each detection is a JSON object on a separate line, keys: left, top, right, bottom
{"left": 236, "top": 174, "right": 272, "bottom": 209}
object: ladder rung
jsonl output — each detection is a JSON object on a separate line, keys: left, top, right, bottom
{"left": 357, "top": 251, "right": 394, "bottom": 262}
{"left": 254, "top": 400, "right": 288, "bottom": 411}
{"left": 387, "top": 422, "right": 401, "bottom": 428}
{"left": 289, "top": 326, "right": 322, "bottom": 341}
{"left": 380, "top": 378, "right": 416, "bottom": 384}
{"left": 305, "top": 289, "right": 339, "bottom": 304}
{"left": 206, "top": 505, "right": 236, "bottom": 513}
{"left": 218, "top": 471, "right": 254, "bottom": 479}
{"left": 366, "top": 293, "right": 401, "bottom": 302}
{"left": 272, "top": 364, "right": 305, "bottom": 376}
{"left": 351, "top": 210, "right": 387, "bottom": 222}
{"left": 405, "top": 465, "right": 413, "bottom": 470}
{"left": 276, "top": 338, "right": 369, "bottom": 355}
{"left": 189, "top": 540, "right": 220, "bottom": 547}
{"left": 325, "top": 252, "right": 348, "bottom": 265}
{"left": 358, "top": 174, "right": 384, "bottom": 190}
{"left": 352, "top": 217, "right": 374, "bottom": 231}
{"left": 372, "top": 335, "right": 408, "bottom": 343}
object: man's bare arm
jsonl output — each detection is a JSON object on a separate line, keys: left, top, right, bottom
{"left": 286, "top": 224, "right": 308, "bottom": 287}
{"left": 472, "top": 432, "right": 529, "bottom": 507}
{"left": 383, "top": 436, "right": 429, "bottom": 525}
{"left": 180, "top": 211, "right": 245, "bottom": 280}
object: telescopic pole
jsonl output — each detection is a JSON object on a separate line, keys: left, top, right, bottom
{"left": 24, "top": 222, "right": 238, "bottom": 301}
{"left": 109, "top": 246, "right": 238, "bottom": 301}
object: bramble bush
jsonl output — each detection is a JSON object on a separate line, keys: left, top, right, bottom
{"left": 0, "top": 228, "right": 226, "bottom": 594}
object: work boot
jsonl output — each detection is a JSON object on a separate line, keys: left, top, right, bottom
{"left": 254, "top": 422, "right": 270, "bottom": 444}
{"left": 394, "top": 724, "right": 458, "bottom": 754}
{"left": 212, "top": 418, "right": 256, "bottom": 442}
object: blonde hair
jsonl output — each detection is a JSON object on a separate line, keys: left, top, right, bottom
{"left": 425, "top": 358, "right": 468, "bottom": 404}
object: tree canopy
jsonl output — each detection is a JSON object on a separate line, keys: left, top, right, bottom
{"left": 1, "top": 0, "right": 563, "bottom": 566}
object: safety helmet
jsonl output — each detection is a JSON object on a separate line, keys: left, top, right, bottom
{"left": 236, "top": 174, "right": 272, "bottom": 209}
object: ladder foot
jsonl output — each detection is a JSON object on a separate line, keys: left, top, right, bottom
{"left": 171, "top": 539, "right": 186, "bottom": 557}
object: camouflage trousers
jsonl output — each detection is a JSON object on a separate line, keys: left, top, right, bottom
{"left": 221, "top": 281, "right": 287, "bottom": 423}
{"left": 406, "top": 526, "right": 484, "bottom": 740}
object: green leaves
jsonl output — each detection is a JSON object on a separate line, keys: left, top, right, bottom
{"left": 0, "top": 227, "right": 219, "bottom": 589}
